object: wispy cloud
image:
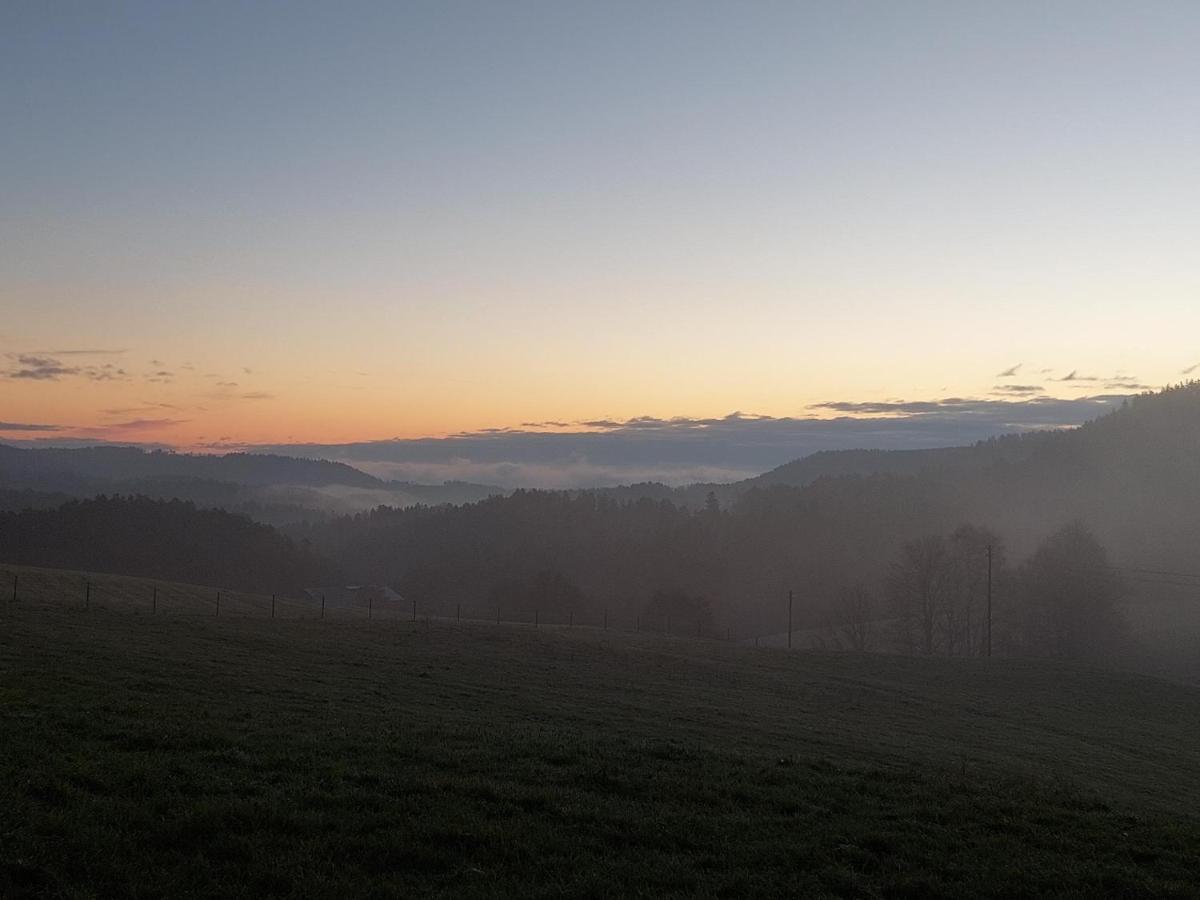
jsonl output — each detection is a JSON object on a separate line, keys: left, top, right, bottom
{"left": 101, "top": 402, "right": 183, "bottom": 417}
{"left": 97, "top": 418, "right": 189, "bottom": 431}
{"left": 0, "top": 421, "right": 63, "bottom": 432}
{"left": 42, "top": 348, "right": 127, "bottom": 356}
{"left": 1105, "top": 381, "right": 1151, "bottom": 391}
{"left": 6, "top": 354, "right": 79, "bottom": 380}
{"left": 1184, "top": 363, "right": 1199, "bottom": 375}
{"left": 996, "top": 363, "right": 1022, "bottom": 378}
{"left": 990, "top": 384, "right": 1044, "bottom": 395}
{"left": 5, "top": 353, "right": 128, "bottom": 382}
{"left": 1056, "top": 369, "right": 1100, "bottom": 382}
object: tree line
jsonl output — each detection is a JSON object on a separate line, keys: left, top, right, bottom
{"left": 824, "top": 521, "right": 1126, "bottom": 662}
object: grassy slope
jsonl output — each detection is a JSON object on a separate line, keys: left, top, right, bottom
{"left": 2, "top": 576, "right": 1200, "bottom": 897}
{"left": 0, "top": 563, "right": 388, "bottom": 620}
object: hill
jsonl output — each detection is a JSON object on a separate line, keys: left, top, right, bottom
{"left": 302, "top": 384, "right": 1200, "bottom": 668}
{"left": 0, "top": 444, "right": 506, "bottom": 522}
{"left": 0, "top": 495, "right": 341, "bottom": 595}
{"left": 2, "top": 597, "right": 1198, "bottom": 896}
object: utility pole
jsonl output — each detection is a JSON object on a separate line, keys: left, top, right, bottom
{"left": 787, "top": 589, "right": 793, "bottom": 650}
{"left": 986, "top": 545, "right": 993, "bottom": 659}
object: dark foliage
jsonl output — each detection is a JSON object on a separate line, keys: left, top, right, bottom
{"left": 0, "top": 495, "right": 340, "bottom": 595}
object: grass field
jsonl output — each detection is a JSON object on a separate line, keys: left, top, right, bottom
{"left": 0, "top": 563, "right": 382, "bottom": 620}
{"left": 3, "top": 568, "right": 1200, "bottom": 897}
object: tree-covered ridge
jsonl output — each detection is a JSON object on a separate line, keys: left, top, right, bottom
{"left": 0, "top": 495, "right": 340, "bottom": 595}
{"left": 0, "top": 444, "right": 383, "bottom": 488}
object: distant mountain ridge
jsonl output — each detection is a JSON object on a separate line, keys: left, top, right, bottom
{"left": 0, "top": 444, "right": 383, "bottom": 488}
{"left": 0, "top": 444, "right": 505, "bottom": 521}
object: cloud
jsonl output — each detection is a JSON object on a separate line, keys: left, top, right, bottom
{"left": 240, "top": 391, "right": 274, "bottom": 401}
{"left": 252, "top": 395, "right": 1134, "bottom": 489}
{"left": 1184, "top": 363, "right": 1199, "bottom": 375}
{"left": 101, "top": 402, "right": 183, "bottom": 417}
{"left": 98, "top": 418, "right": 189, "bottom": 431}
{"left": 1056, "top": 370, "right": 1100, "bottom": 382}
{"left": 6, "top": 354, "right": 79, "bottom": 380}
{"left": 43, "top": 348, "right": 126, "bottom": 356}
{"left": 0, "top": 421, "right": 63, "bottom": 432}
{"left": 807, "top": 395, "right": 1122, "bottom": 421}
{"left": 5, "top": 353, "right": 129, "bottom": 382}
{"left": 996, "top": 364, "right": 1022, "bottom": 377}
{"left": 1104, "top": 381, "right": 1151, "bottom": 391}
{"left": 990, "top": 384, "right": 1044, "bottom": 395}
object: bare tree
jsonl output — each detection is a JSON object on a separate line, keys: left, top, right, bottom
{"left": 946, "top": 525, "right": 1005, "bottom": 656}
{"left": 828, "top": 584, "right": 875, "bottom": 651}
{"left": 887, "top": 534, "right": 952, "bottom": 655}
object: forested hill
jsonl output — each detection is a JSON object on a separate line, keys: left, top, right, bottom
{"left": 0, "top": 444, "right": 382, "bottom": 489}
{"left": 0, "top": 495, "right": 341, "bottom": 595}
{"left": 297, "top": 383, "right": 1200, "bottom": 650}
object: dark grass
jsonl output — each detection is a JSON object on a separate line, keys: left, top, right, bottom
{"left": 3, "top": 595, "right": 1200, "bottom": 897}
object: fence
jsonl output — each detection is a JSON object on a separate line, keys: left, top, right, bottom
{"left": 0, "top": 562, "right": 823, "bottom": 653}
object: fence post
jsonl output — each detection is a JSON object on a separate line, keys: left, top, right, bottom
{"left": 368, "top": 594, "right": 373, "bottom": 620}
{"left": 321, "top": 593, "right": 326, "bottom": 620}
{"left": 272, "top": 593, "right": 276, "bottom": 619}
{"left": 412, "top": 598, "right": 417, "bottom": 622}
{"left": 153, "top": 586, "right": 157, "bottom": 614}
{"left": 496, "top": 606, "right": 500, "bottom": 626}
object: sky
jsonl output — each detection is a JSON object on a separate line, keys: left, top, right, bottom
{"left": 2, "top": 2, "right": 1198, "bottom": 485}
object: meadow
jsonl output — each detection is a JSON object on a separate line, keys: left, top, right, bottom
{"left": 2, "top": 565, "right": 1200, "bottom": 897}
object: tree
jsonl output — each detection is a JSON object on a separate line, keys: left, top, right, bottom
{"left": 826, "top": 584, "right": 875, "bottom": 651}
{"left": 887, "top": 534, "right": 952, "bottom": 655}
{"left": 1013, "top": 522, "right": 1126, "bottom": 660}
{"left": 945, "top": 525, "right": 1005, "bottom": 657}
